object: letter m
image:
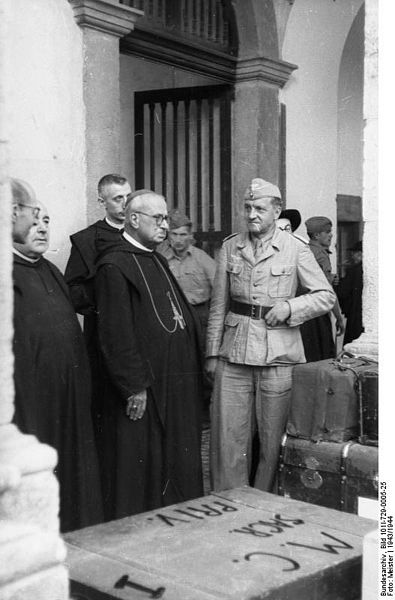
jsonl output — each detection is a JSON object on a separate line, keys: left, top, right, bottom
{"left": 287, "top": 531, "right": 354, "bottom": 555}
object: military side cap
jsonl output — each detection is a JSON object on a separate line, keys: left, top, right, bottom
{"left": 244, "top": 178, "right": 281, "bottom": 201}
{"left": 305, "top": 216, "right": 332, "bottom": 234}
{"left": 168, "top": 209, "right": 192, "bottom": 229}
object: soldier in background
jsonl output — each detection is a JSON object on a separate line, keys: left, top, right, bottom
{"left": 300, "top": 216, "right": 344, "bottom": 361}
{"left": 276, "top": 208, "right": 308, "bottom": 243}
{"left": 159, "top": 209, "right": 216, "bottom": 348}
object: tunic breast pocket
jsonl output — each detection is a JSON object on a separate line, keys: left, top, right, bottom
{"left": 268, "top": 265, "right": 294, "bottom": 298}
{"left": 226, "top": 260, "right": 244, "bottom": 294}
{"left": 185, "top": 267, "right": 204, "bottom": 286}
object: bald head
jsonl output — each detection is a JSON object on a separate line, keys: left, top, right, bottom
{"left": 11, "top": 178, "right": 37, "bottom": 207}
{"left": 124, "top": 190, "right": 168, "bottom": 248}
{"left": 11, "top": 178, "right": 41, "bottom": 244}
{"left": 13, "top": 200, "right": 50, "bottom": 259}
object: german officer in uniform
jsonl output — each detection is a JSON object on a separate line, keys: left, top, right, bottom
{"left": 205, "top": 178, "right": 336, "bottom": 492}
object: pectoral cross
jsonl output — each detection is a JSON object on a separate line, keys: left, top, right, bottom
{"left": 167, "top": 292, "right": 186, "bottom": 330}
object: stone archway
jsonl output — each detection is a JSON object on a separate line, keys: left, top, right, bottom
{"left": 232, "top": 0, "right": 280, "bottom": 60}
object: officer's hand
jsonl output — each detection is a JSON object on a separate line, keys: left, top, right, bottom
{"left": 205, "top": 357, "right": 219, "bottom": 381}
{"left": 264, "top": 302, "right": 291, "bottom": 327}
{"left": 126, "top": 390, "right": 147, "bottom": 420}
{"left": 335, "top": 316, "right": 345, "bottom": 336}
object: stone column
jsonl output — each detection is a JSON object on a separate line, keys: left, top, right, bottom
{"left": 344, "top": 0, "right": 378, "bottom": 360}
{"left": 232, "top": 57, "right": 296, "bottom": 230}
{"left": 0, "top": 3, "right": 68, "bottom": 598}
{"left": 68, "top": 0, "right": 143, "bottom": 222}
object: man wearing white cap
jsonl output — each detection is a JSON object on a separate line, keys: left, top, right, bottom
{"left": 205, "top": 178, "right": 336, "bottom": 492}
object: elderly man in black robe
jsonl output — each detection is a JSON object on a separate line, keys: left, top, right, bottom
{"left": 11, "top": 179, "right": 103, "bottom": 532}
{"left": 95, "top": 189, "right": 204, "bottom": 520}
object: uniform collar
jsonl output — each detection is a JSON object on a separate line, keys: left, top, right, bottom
{"left": 236, "top": 226, "right": 280, "bottom": 250}
{"left": 166, "top": 245, "right": 193, "bottom": 259}
{"left": 309, "top": 239, "right": 332, "bottom": 254}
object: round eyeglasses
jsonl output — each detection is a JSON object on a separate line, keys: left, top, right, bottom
{"left": 18, "top": 203, "right": 41, "bottom": 219}
{"left": 133, "top": 211, "right": 169, "bottom": 226}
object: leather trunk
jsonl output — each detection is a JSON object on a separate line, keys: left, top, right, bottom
{"left": 287, "top": 355, "right": 378, "bottom": 443}
{"left": 278, "top": 434, "right": 378, "bottom": 514}
{"left": 358, "top": 368, "right": 378, "bottom": 446}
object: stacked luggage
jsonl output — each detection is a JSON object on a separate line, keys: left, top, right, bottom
{"left": 278, "top": 353, "right": 378, "bottom": 514}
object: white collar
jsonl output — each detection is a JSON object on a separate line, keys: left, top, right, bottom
{"left": 122, "top": 231, "right": 153, "bottom": 252}
{"left": 105, "top": 217, "right": 124, "bottom": 230}
{"left": 12, "top": 248, "right": 41, "bottom": 263}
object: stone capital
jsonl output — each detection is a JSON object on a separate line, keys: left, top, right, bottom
{"left": 68, "top": 0, "right": 143, "bottom": 38}
{"left": 235, "top": 56, "right": 297, "bottom": 87}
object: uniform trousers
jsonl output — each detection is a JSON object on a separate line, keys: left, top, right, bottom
{"left": 210, "top": 359, "right": 293, "bottom": 492}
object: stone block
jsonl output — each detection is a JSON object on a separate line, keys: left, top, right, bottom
{"left": 65, "top": 486, "right": 377, "bottom": 600}
{"left": 0, "top": 565, "right": 69, "bottom": 600}
{"left": 0, "top": 521, "right": 68, "bottom": 600}
{"left": 0, "top": 471, "right": 60, "bottom": 532}
{"left": 0, "top": 425, "right": 59, "bottom": 532}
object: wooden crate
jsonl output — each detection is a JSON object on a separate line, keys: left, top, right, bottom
{"left": 65, "top": 487, "right": 376, "bottom": 600}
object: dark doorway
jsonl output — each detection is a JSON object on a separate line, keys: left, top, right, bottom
{"left": 336, "top": 194, "right": 362, "bottom": 277}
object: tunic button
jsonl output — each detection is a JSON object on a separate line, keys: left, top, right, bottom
{"left": 252, "top": 296, "right": 257, "bottom": 300}
{"left": 253, "top": 283, "right": 258, "bottom": 287}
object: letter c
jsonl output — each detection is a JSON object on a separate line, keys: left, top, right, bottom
{"left": 245, "top": 552, "right": 300, "bottom": 572}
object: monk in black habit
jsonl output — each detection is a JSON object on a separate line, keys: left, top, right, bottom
{"left": 64, "top": 174, "right": 132, "bottom": 450}
{"left": 64, "top": 174, "right": 131, "bottom": 320}
{"left": 11, "top": 181, "right": 103, "bottom": 532}
{"left": 95, "top": 189, "right": 204, "bottom": 520}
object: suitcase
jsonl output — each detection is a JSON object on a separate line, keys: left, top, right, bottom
{"left": 278, "top": 434, "right": 378, "bottom": 514}
{"left": 287, "top": 354, "right": 378, "bottom": 443}
{"left": 358, "top": 368, "right": 378, "bottom": 446}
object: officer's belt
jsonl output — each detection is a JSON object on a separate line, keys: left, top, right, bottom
{"left": 229, "top": 300, "right": 271, "bottom": 320}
